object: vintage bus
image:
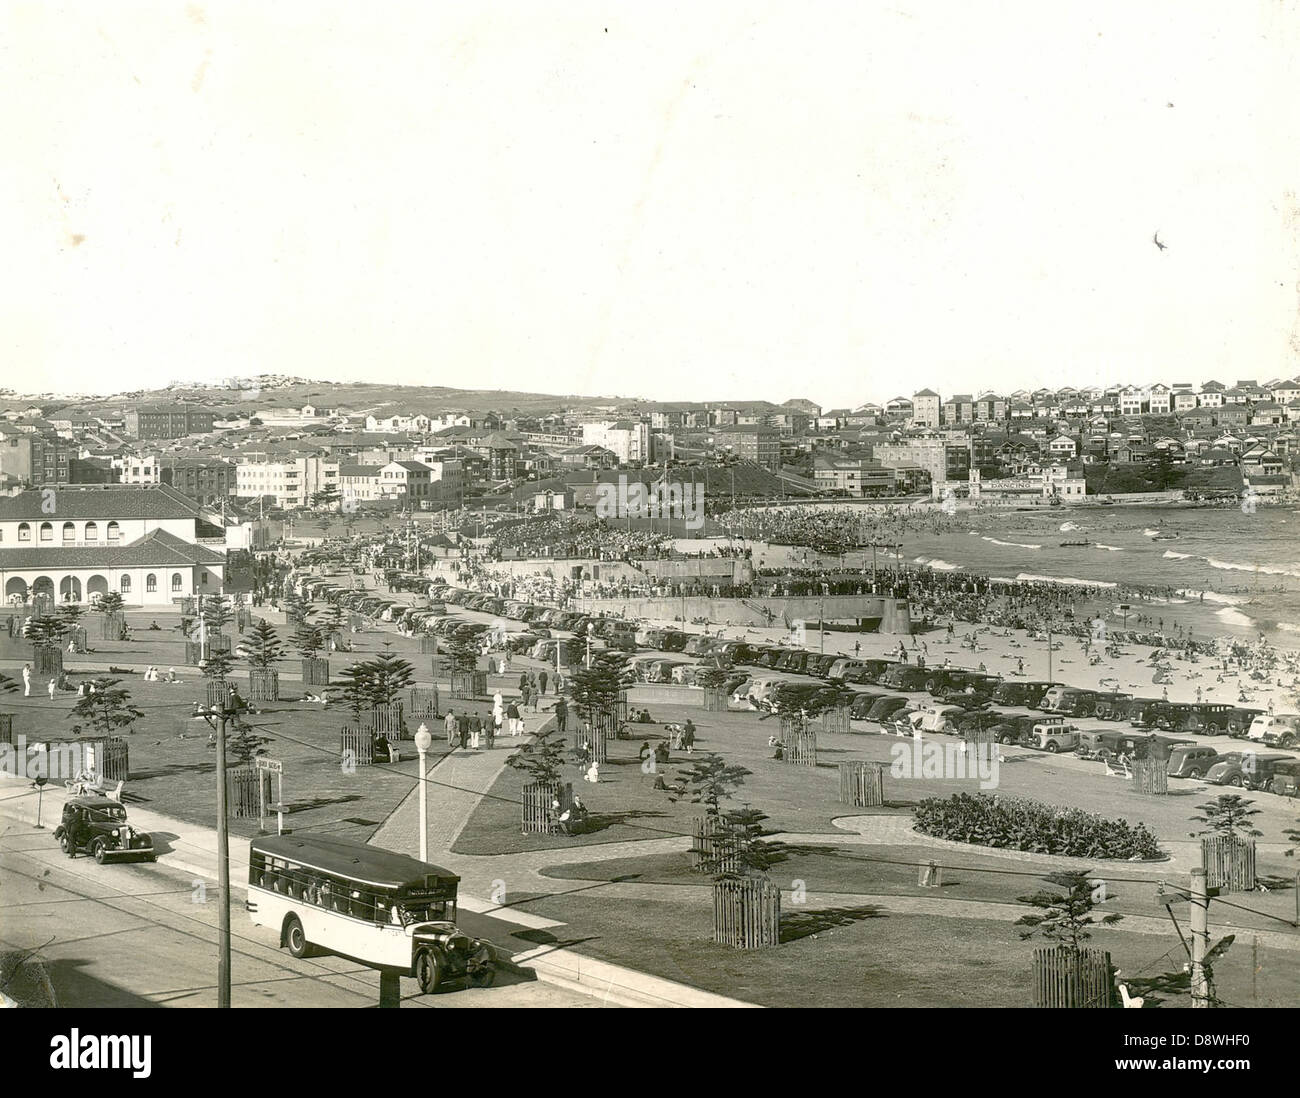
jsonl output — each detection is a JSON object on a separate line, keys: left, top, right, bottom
{"left": 247, "top": 835, "right": 496, "bottom": 993}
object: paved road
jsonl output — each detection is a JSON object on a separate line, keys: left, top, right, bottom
{"left": 0, "top": 812, "right": 603, "bottom": 1009}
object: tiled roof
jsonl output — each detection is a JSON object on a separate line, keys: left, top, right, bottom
{"left": 0, "top": 528, "right": 225, "bottom": 569}
{"left": 0, "top": 484, "right": 203, "bottom": 521}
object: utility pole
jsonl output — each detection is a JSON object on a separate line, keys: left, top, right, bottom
{"left": 1190, "top": 866, "right": 1209, "bottom": 1008}
{"left": 820, "top": 594, "right": 825, "bottom": 654}
{"left": 200, "top": 684, "right": 233, "bottom": 1009}
{"left": 1047, "top": 625, "right": 1053, "bottom": 684}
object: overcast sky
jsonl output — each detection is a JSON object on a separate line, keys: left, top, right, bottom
{"left": 4, "top": 2, "right": 1298, "bottom": 408}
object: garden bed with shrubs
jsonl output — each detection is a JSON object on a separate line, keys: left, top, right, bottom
{"left": 913, "top": 793, "right": 1164, "bottom": 860}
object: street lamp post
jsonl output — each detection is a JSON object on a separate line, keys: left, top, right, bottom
{"left": 414, "top": 725, "right": 432, "bottom": 863}
{"left": 586, "top": 622, "right": 594, "bottom": 669}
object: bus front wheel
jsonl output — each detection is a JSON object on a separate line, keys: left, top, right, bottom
{"left": 415, "top": 948, "right": 444, "bottom": 994}
{"left": 284, "top": 915, "right": 310, "bottom": 959}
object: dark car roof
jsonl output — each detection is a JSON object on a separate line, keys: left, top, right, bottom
{"left": 252, "top": 835, "right": 459, "bottom": 891}
{"left": 67, "top": 796, "right": 125, "bottom": 809}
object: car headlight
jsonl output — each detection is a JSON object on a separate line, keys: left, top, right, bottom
{"left": 111, "top": 829, "right": 120, "bottom": 837}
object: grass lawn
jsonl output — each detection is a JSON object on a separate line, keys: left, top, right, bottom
{"left": 534, "top": 846, "right": 1299, "bottom": 933}
{"left": 503, "top": 889, "right": 1297, "bottom": 1007}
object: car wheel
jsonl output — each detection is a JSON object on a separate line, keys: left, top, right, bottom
{"left": 925, "top": 679, "right": 937, "bottom": 693}
{"left": 998, "top": 734, "right": 1013, "bottom": 745}
{"left": 284, "top": 915, "right": 310, "bottom": 959}
{"left": 59, "top": 834, "right": 71, "bottom": 854}
{"left": 1229, "top": 775, "right": 1243, "bottom": 788}
{"left": 469, "top": 964, "right": 496, "bottom": 989}
{"left": 415, "top": 948, "right": 444, "bottom": 994}
{"left": 1186, "top": 768, "right": 1201, "bottom": 780}
{"left": 92, "top": 839, "right": 107, "bottom": 864}
{"left": 1046, "top": 742, "right": 1060, "bottom": 753}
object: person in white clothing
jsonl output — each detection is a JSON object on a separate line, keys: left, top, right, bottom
{"left": 22, "top": 664, "right": 31, "bottom": 696}
{"left": 48, "top": 677, "right": 57, "bottom": 700}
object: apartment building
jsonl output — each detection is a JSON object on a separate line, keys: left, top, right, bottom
{"left": 235, "top": 456, "right": 339, "bottom": 509}
{"left": 160, "top": 457, "right": 236, "bottom": 508}
{"left": 123, "top": 404, "right": 216, "bottom": 439}
{"left": 581, "top": 420, "right": 650, "bottom": 464}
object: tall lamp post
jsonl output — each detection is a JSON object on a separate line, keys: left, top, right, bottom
{"left": 586, "top": 622, "right": 594, "bottom": 669}
{"left": 414, "top": 725, "right": 432, "bottom": 863}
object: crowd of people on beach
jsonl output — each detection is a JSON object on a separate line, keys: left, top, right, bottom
{"left": 486, "top": 515, "right": 673, "bottom": 562}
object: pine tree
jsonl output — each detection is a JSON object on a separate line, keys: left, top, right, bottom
{"left": 1015, "top": 870, "right": 1123, "bottom": 956}
{"left": 68, "top": 678, "right": 144, "bottom": 737}
{"left": 239, "top": 619, "right": 284, "bottom": 669}
{"left": 1190, "top": 794, "right": 1263, "bottom": 839}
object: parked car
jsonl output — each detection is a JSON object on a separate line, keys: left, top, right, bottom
{"left": 992, "top": 681, "right": 1055, "bottom": 708}
{"left": 866, "top": 695, "right": 911, "bottom": 723}
{"left": 1246, "top": 714, "right": 1300, "bottom": 748}
{"left": 1204, "top": 752, "right": 1292, "bottom": 789}
{"left": 806, "top": 654, "right": 839, "bottom": 678}
{"left": 848, "top": 692, "right": 885, "bottom": 719}
{"left": 1170, "top": 703, "right": 1234, "bottom": 734}
{"left": 1032, "top": 722, "right": 1082, "bottom": 753}
{"left": 1268, "top": 759, "right": 1300, "bottom": 797}
{"left": 1166, "top": 744, "right": 1220, "bottom": 780}
{"left": 1051, "top": 688, "right": 1100, "bottom": 717}
{"left": 660, "top": 631, "right": 690, "bottom": 653}
{"left": 880, "top": 665, "right": 929, "bottom": 691}
{"left": 1225, "top": 708, "right": 1265, "bottom": 737}
{"left": 54, "top": 797, "right": 156, "bottom": 864}
{"left": 827, "top": 658, "right": 862, "bottom": 681}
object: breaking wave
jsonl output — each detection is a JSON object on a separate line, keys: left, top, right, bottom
{"left": 914, "top": 556, "right": 960, "bottom": 571}
{"left": 982, "top": 536, "right": 1042, "bottom": 550}
{"left": 1016, "top": 573, "right": 1117, "bottom": 588}
{"left": 1093, "top": 543, "right": 1123, "bottom": 551}
{"left": 1207, "top": 557, "right": 1300, "bottom": 580}
{"left": 1162, "top": 549, "right": 1192, "bottom": 560}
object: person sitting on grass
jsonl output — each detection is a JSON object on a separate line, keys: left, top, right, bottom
{"left": 148, "top": 621, "right": 160, "bottom": 630}
{"left": 768, "top": 735, "right": 784, "bottom": 760}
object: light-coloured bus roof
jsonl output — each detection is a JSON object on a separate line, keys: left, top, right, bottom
{"left": 251, "top": 835, "right": 459, "bottom": 892}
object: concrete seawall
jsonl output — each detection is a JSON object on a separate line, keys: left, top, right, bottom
{"left": 574, "top": 595, "right": 911, "bottom": 634}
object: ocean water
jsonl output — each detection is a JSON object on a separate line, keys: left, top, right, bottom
{"left": 894, "top": 504, "right": 1300, "bottom": 641}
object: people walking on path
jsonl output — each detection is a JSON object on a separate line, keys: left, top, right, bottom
{"left": 554, "top": 697, "right": 567, "bottom": 734}
{"left": 444, "top": 708, "right": 457, "bottom": 747}
{"left": 507, "top": 700, "right": 521, "bottom": 736}
{"left": 22, "top": 664, "right": 31, "bottom": 696}
{"left": 539, "top": 670, "right": 548, "bottom": 695}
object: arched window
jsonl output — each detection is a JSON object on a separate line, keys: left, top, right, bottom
{"left": 39, "top": 522, "right": 53, "bottom": 542}
{"left": 62, "top": 521, "right": 76, "bottom": 543}
{"left": 106, "top": 521, "right": 120, "bottom": 542}
{"left": 120, "top": 575, "right": 131, "bottom": 593}
{"left": 17, "top": 522, "right": 30, "bottom": 542}
{"left": 85, "top": 521, "right": 98, "bottom": 541}
{"left": 146, "top": 574, "right": 157, "bottom": 593}
{"left": 171, "top": 573, "right": 183, "bottom": 591}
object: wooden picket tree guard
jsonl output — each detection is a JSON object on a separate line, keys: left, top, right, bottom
{"left": 227, "top": 766, "right": 260, "bottom": 818}
{"left": 702, "top": 688, "right": 727, "bottom": 711}
{"left": 204, "top": 679, "right": 227, "bottom": 708}
{"left": 713, "top": 876, "right": 781, "bottom": 949}
{"left": 521, "top": 780, "right": 571, "bottom": 835}
{"left": 420, "top": 636, "right": 439, "bottom": 655}
{"left": 409, "top": 687, "right": 440, "bottom": 720}
{"left": 450, "top": 670, "right": 487, "bottom": 700}
{"left": 0, "top": 713, "right": 14, "bottom": 746}
{"left": 236, "top": 609, "right": 251, "bottom": 632}
{"left": 364, "top": 703, "right": 406, "bottom": 738}
{"left": 839, "top": 761, "right": 885, "bottom": 807}
{"left": 690, "top": 815, "right": 738, "bottom": 874}
{"left": 1131, "top": 757, "right": 1168, "bottom": 795}
{"left": 821, "top": 706, "right": 851, "bottom": 736}
{"left": 964, "top": 726, "right": 996, "bottom": 752}
{"left": 1031, "top": 947, "right": 1114, "bottom": 1008}
{"left": 248, "top": 669, "right": 280, "bottom": 702}
{"left": 778, "top": 717, "right": 817, "bottom": 766}
{"left": 33, "top": 647, "right": 62, "bottom": 677}
{"left": 1202, "top": 835, "right": 1256, "bottom": 892}
{"left": 574, "top": 721, "right": 608, "bottom": 764}
{"left": 301, "top": 658, "right": 330, "bottom": 686}
{"left": 99, "top": 611, "right": 125, "bottom": 640}
{"left": 340, "top": 725, "right": 376, "bottom": 767}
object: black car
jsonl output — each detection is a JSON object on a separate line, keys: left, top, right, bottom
{"left": 54, "top": 797, "right": 156, "bottom": 864}
{"left": 992, "top": 681, "right": 1054, "bottom": 708}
